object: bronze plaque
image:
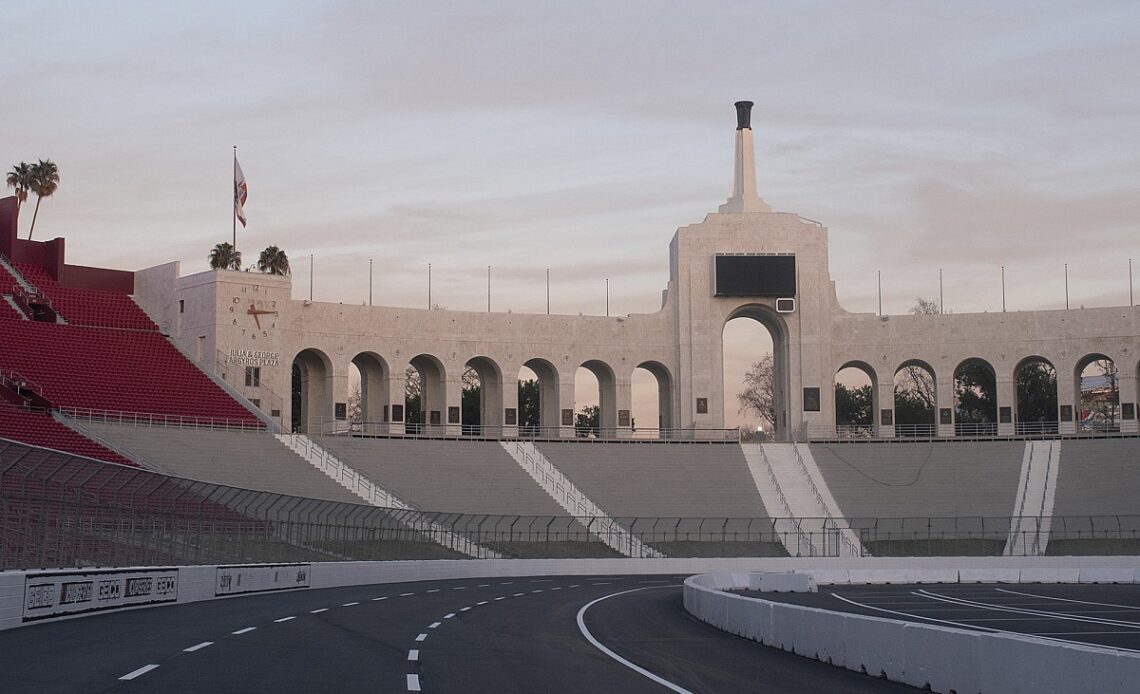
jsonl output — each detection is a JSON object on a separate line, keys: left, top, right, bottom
{"left": 429, "top": 410, "right": 441, "bottom": 426}
{"left": 448, "top": 406, "right": 460, "bottom": 424}
{"left": 618, "top": 409, "right": 631, "bottom": 427}
{"left": 999, "top": 407, "right": 1012, "bottom": 424}
{"left": 803, "top": 387, "right": 820, "bottom": 412}
{"left": 392, "top": 404, "right": 404, "bottom": 422}
{"left": 696, "top": 398, "right": 708, "bottom": 414}
{"left": 880, "top": 409, "right": 893, "bottom": 426}
{"left": 561, "top": 408, "right": 574, "bottom": 426}
{"left": 939, "top": 408, "right": 952, "bottom": 425}
{"left": 504, "top": 408, "right": 517, "bottom": 425}
{"left": 1059, "top": 405, "right": 1073, "bottom": 422}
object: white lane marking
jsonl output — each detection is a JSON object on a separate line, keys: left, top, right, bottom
{"left": 342, "top": 602, "right": 360, "bottom": 607}
{"left": 427, "top": 589, "right": 440, "bottom": 593}
{"left": 460, "top": 606, "right": 472, "bottom": 612}
{"left": 476, "top": 601, "right": 488, "bottom": 606}
{"left": 551, "top": 587, "right": 562, "bottom": 591}
{"left": 831, "top": 593, "right": 1140, "bottom": 654}
{"left": 400, "top": 592, "right": 415, "bottom": 597}
{"left": 444, "top": 612, "right": 456, "bottom": 619}
{"left": 428, "top": 621, "right": 442, "bottom": 629}
{"left": 494, "top": 596, "right": 506, "bottom": 601}
{"left": 592, "top": 582, "right": 612, "bottom": 586}
{"left": 372, "top": 597, "right": 388, "bottom": 601}
{"left": 407, "top": 673, "right": 422, "bottom": 691}
{"left": 232, "top": 627, "right": 257, "bottom": 635}
{"left": 576, "top": 586, "right": 692, "bottom": 693}
{"left": 452, "top": 586, "right": 466, "bottom": 590}
{"left": 995, "top": 587, "right": 1140, "bottom": 611}
{"left": 183, "top": 641, "right": 213, "bottom": 652}
{"left": 915, "top": 590, "right": 1140, "bottom": 629}
{"left": 119, "top": 664, "right": 159, "bottom": 681}
{"left": 415, "top": 633, "right": 428, "bottom": 642}
{"left": 477, "top": 584, "right": 490, "bottom": 587}
{"left": 310, "top": 608, "right": 329, "bottom": 614}
{"left": 570, "top": 584, "right": 580, "bottom": 588}
{"left": 513, "top": 592, "right": 524, "bottom": 597}
{"left": 532, "top": 589, "right": 544, "bottom": 594}
{"left": 408, "top": 649, "right": 420, "bottom": 662}
{"left": 274, "top": 616, "right": 296, "bottom": 623}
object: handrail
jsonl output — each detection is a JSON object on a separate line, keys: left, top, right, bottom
{"left": 1032, "top": 441, "right": 1056, "bottom": 556}
{"left": 1009, "top": 442, "right": 1035, "bottom": 547}
{"left": 59, "top": 406, "right": 266, "bottom": 431}
{"left": 318, "top": 416, "right": 740, "bottom": 443}
{"left": 790, "top": 442, "right": 860, "bottom": 556}
{"left": 755, "top": 443, "right": 817, "bottom": 556}
{"left": 0, "top": 369, "right": 44, "bottom": 397}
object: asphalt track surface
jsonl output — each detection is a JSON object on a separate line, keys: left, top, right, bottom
{"left": 755, "top": 583, "right": 1140, "bottom": 652}
{"left": 0, "top": 574, "right": 922, "bottom": 694}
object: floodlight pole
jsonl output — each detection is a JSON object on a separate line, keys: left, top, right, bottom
{"left": 1130, "top": 258, "right": 1134, "bottom": 306}
{"left": 309, "top": 254, "right": 313, "bottom": 302}
{"left": 606, "top": 278, "right": 610, "bottom": 317}
{"left": 369, "top": 258, "right": 373, "bottom": 307}
{"left": 1064, "top": 263, "right": 1069, "bottom": 310}
{"left": 546, "top": 268, "right": 550, "bottom": 315}
{"left": 428, "top": 263, "right": 432, "bottom": 309}
{"left": 487, "top": 265, "right": 491, "bottom": 312}
{"left": 877, "top": 270, "right": 882, "bottom": 316}
{"left": 939, "top": 268, "right": 943, "bottom": 314}
{"left": 1001, "top": 265, "right": 1006, "bottom": 312}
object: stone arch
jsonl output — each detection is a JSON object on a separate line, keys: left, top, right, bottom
{"left": 464, "top": 355, "right": 504, "bottom": 435}
{"left": 407, "top": 353, "right": 447, "bottom": 433}
{"left": 1075, "top": 352, "right": 1120, "bottom": 432}
{"left": 835, "top": 359, "right": 879, "bottom": 436}
{"left": 351, "top": 351, "right": 391, "bottom": 430}
{"left": 723, "top": 304, "right": 791, "bottom": 441}
{"left": 291, "top": 347, "right": 334, "bottom": 433}
{"left": 579, "top": 359, "right": 617, "bottom": 438}
{"left": 953, "top": 357, "right": 998, "bottom": 436}
{"left": 893, "top": 358, "right": 937, "bottom": 437}
{"left": 1013, "top": 355, "right": 1058, "bottom": 434}
{"left": 634, "top": 360, "right": 674, "bottom": 435}
{"left": 521, "top": 358, "right": 560, "bottom": 435}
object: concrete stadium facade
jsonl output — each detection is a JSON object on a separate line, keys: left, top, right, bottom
{"left": 135, "top": 102, "right": 1140, "bottom": 440}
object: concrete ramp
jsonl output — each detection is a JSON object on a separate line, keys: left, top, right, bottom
{"left": 1005, "top": 440, "right": 1061, "bottom": 556}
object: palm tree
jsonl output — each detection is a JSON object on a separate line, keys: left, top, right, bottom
{"left": 257, "top": 246, "right": 290, "bottom": 275}
{"left": 27, "top": 159, "right": 60, "bottom": 240}
{"left": 208, "top": 242, "right": 242, "bottom": 270}
{"left": 6, "top": 162, "right": 34, "bottom": 210}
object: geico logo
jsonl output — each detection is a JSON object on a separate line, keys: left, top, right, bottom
{"left": 25, "top": 584, "right": 55, "bottom": 610}
{"left": 155, "top": 576, "right": 177, "bottom": 595}
{"left": 59, "top": 581, "right": 94, "bottom": 605}
{"left": 125, "top": 577, "right": 153, "bottom": 598}
{"left": 97, "top": 580, "right": 122, "bottom": 601}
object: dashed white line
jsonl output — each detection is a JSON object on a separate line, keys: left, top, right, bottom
{"left": 452, "top": 586, "right": 466, "bottom": 590}
{"left": 407, "top": 649, "right": 420, "bottom": 662}
{"left": 426, "top": 589, "right": 440, "bottom": 593}
{"left": 477, "top": 584, "right": 490, "bottom": 587}
{"left": 513, "top": 592, "right": 524, "bottom": 597}
{"left": 372, "top": 597, "right": 388, "bottom": 601}
{"left": 494, "top": 596, "right": 506, "bottom": 601}
{"left": 428, "top": 621, "right": 442, "bottom": 629}
{"left": 407, "top": 673, "right": 422, "bottom": 691}
{"left": 500, "top": 581, "right": 513, "bottom": 585}
{"left": 274, "top": 616, "right": 296, "bottom": 623}
{"left": 232, "top": 627, "right": 257, "bottom": 635}
{"left": 570, "top": 584, "right": 580, "bottom": 588}
{"left": 444, "top": 612, "right": 456, "bottom": 619}
{"left": 310, "top": 608, "right": 329, "bottom": 614}
{"left": 531, "top": 589, "right": 544, "bottom": 594}
{"left": 551, "top": 587, "right": 562, "bottom": 591}
{"left": 119, "top": 664, "right": 160, "bottom": 681}
{"left": 460, "top": 606, "right": 472, "bottom": 612}
{"left": 477, "top": 601, "right": 488, "bottom": 606}
{"left": 415, "top": 633, "right": 428, "bottom": 642}
{"left": 183, "top": 641, "right": 213, "bottom": 653}
{"left": 400, "top": 592, "right": 415, "bottom": 597}
{"left": 592, "top": 582, "right": 612, "bottom": 586}
{"left": 342, "top": 602, "right": 360, "bottom": 607}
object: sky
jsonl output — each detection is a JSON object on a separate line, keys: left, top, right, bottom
{"left": 4, "top": 2, "right": 1139, "bottom": 428}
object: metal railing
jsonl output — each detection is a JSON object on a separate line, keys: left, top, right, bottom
{"left": 806, "top": 422, "right": 1136, "bottom": 441}
{"left": 4, "top": 437, "right": 1140, "bottom": 570}
{"left": 315, "top": 417, "right": 740, "bottom": 443}
{"left": 59, "top": 406, "right": 266, "bottom": 431}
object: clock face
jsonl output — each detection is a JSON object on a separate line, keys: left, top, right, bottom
{"left": 229, "top": 295, "right": 278, "bottom": 341}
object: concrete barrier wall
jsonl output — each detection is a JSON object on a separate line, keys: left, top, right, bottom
{"left": 684, "top": 570, "right": 1140, "bottom": 694}
{"left": 3, "top": 555, "right": 1140, "bottom": 633}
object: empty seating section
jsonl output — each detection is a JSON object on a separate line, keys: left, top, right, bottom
{"left": 14, "top": 263, "right": 157, "bottom": 331}
{"left": 0, "top": 319, "right": 257, "bottom": 423}
{"left": 1054, "top": 439, "right": 1140, "bottom": 516}
{"left": 0, "top": 263, "right": 25, "bottom": 320}
{"left": 319, "top": 438, "right": 568, "bottom": 515}
{"left": 83, "top": 423, "right": 362, "bottom": 504}
{"left": 0, "top": 405, "right": 133, "bottom": 465}
{"left": 536, "top": 442, "right": 769, "bottom": 518}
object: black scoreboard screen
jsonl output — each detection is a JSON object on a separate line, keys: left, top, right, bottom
{"left": 714, "top": 255, "right": 796, "bottom": 297}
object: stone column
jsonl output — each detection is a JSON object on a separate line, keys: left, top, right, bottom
{"left": 877, "top": 377, "right": 895, "bottom": 439}
{"left": 386, "top": 369, "right": 406, "bottom": 436}
{"left": 558, "top": 372, "right": 576, "bottom": 439}
{"left": 500, "top": 373, "right": 519, "bottom": 439}
{"left": 614, "top": 374, "right": 633, "bottom": 439}
{"left": 1057, "top": 368, "right": 1077, "bottom": 435}
{"left": 996, "top": 377, "right": 1015, "bottom": 436}
{"left": 443, "top": 373, "right": 463, "bottom": 437}
{"left": 937, "top": 375, "right": 955, "bottom": 438}
{"left": 1118, "top": 368, "right": 1138, "bottom": 434}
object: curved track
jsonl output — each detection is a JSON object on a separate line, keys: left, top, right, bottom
{"left": 0, "top": 574, "right": 919, "bottom": 693}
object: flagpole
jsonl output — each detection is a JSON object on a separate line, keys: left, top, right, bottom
{"left": 232, "top": 145, "right": 237, "bottom": 252}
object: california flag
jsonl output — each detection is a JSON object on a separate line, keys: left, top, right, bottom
{"left": 234, "top": 159, "right": 249, "bottom": 227}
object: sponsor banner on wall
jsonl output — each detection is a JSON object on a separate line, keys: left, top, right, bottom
{"left": 215, "top": 563, "right": 311, "bottom": 597}
{"left": 23, "top": 568, "right": 178, "bottom": 623}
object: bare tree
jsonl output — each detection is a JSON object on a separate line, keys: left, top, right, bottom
{"left": 347, "top": 382, "right": 362, "bottom": 424}
{"left": 737, "top": 354, "right": 775, "bottom": 430}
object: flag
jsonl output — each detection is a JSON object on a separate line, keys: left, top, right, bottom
{"left": 234, "top": 159, "right": 248, "bottom": 228}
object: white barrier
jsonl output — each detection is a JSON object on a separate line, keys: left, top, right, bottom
{"left": 684, "top": 570, "right": 1140, "bottom": 694}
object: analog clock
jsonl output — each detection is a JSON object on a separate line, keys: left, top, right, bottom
{"left": 230, "top": 296, "right": 278, "bottom": 340}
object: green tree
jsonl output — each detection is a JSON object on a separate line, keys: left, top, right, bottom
{"left": 736, "top": 353, "right": 775, "bottom": 430}
{"left": 461, "top": 367, "right": 481, "bottom": 432}
{"left": 835, "top": 383, "right": 873, "bottom": 425}
{"left": 405, "top": 366, "right": 422, "bottom": 430}
{"left": 27, "top": 159, "right": 60, "bottom": 240}
{"left": 257, "top": 245, "right": 290, "bottom": 275}
{"left": 954, "top": 362, "right": 997, "bottom": 424}
{"left": 5, "top": 162, "right": 33, "bottom": 211}
{"left": 518, "top": 379, "right": 540, "bottom": 434}
{"left": 575, "top": 404, "right": 600, "bottom": 438}
{"left": 208, "top": 242, "right": 242, "bottom": 270}
{"left": 1016, "top": 361, "right": 1057, "bottom": 427}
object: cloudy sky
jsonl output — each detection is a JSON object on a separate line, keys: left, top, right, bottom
{"left": 4, "top": 2, "right": 1139, "bottom": 427}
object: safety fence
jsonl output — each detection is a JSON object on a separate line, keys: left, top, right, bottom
{"left": 2, "top": 438, "right": 1139, "bottom": 570}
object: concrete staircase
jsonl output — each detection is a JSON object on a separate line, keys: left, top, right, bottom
{"left": 500, "top": 441, "right": 663, "bottom": 558}
{"left": 1005, "top": 441, "right": 1061, "bottom": 556}
{"left": 741, "top": 442, "right": 862, "bottom": 557}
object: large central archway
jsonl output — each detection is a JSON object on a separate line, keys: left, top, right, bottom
{"left": 723, "top": 304, "right": 790, "bottom": 441}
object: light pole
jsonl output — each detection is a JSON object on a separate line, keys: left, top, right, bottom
{"left": 606, "top": 278, "right": 610, "bottom": 317}
{"left": 428, "top": 263, "right": 432, "bottom": 309}
{"left": 1064, "top": 263, "right": 1069, "bottom": 310}
{"left": 546, "top": 268, "right": 550, "bottom": 315}
{"left": 368, "top": 258, "right": 373, "bottom": 307}
{"left": 309, "top": 254, "right": 313, "bottom": 302}
{"left": 939, "top": 268, "right": 943, "bottom": 314}
{"left": 1001, "top": 265, "right": 1006, "bottom": 312}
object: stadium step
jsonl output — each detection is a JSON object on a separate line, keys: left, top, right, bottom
{"left": 1005, "top": 440, "right": 1061, "bottom": 556}
{"left": 499, "top": 440, "right": 664, "bottom": 558}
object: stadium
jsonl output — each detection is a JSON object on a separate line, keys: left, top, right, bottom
{"left": 2, "top": 100, "right": 1139, "bottom": 693}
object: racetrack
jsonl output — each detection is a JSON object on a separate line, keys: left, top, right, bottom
{"left": 0, "top": 574, "right": 920, "bottom": 693}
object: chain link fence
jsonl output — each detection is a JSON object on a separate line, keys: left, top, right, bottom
{"left": 3, "top": 438, "right": 1138, "bottom": 570}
